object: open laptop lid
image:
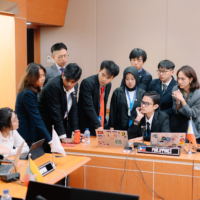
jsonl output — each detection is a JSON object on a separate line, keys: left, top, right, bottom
{"left": 150, "top": 133, "right": 186, "bottom": 150}
{"left": 11, "top": 141, "right": 24, "bottom": 173}
{"left": 95, "top": 130, "right": 130, "bottom": 147}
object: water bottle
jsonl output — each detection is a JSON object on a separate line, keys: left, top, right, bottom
{"left": 1, "top": 190, "right": 12, "bottom": 200}
{"left": 84, "top": 128, "right": 90, "bottom": 145}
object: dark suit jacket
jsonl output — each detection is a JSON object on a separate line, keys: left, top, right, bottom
{"left": 128, "top": 110, "right": 170, "bottom": 141}
{"left": 15, "top": 89, "right": 51, "bottom": 143}
{"left": 78, "top": 75, "right": 111, "bottom": 136}
{"left": 109, "top": 86, "right": 145, "bottom": 130}
{"left": 147, "top": 76, "right": 177, "bottom": 117}
{"left": 38, "top": 75, "right": 79, "bottom": 138}
{"left": 121, "top": 69, "right": 152, "bottom": 91}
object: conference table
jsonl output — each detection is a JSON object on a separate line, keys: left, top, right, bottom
{"left": 64, "top": 136, "right": 200, "bottom": 200}
{"left": 0, "top": 153, "right": 91, "bottom": 199}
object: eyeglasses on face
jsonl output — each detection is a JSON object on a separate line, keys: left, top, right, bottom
{"left": 156, "top": 70, "right": 171, "bottom": 74}
{"left": 141, "top": 101, "right": 153, "bottom": 106}
{"left": 57, "top": 54, "right": 69, "bottom": 60}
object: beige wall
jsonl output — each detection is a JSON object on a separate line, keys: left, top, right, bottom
{"left": 40, "top": 0, "right": 200, "bottom": 108}
{"left": 0, "top": 15, "right": 16, "bottom": 109}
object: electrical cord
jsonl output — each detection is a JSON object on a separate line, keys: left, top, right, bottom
{"left": 119, "top": 149, "right": 133, "bottom": 193}
{"left": 133, "top": 148, "right": 165, "bottom": 200}
{"left": 55, "top": 169, "right": 68, "bottom": 187}
{"left": 4, "top": 158, "right": 17, "bottom": 173}
{"left": 13, "top": 178, "right": 26, "bottom": 186}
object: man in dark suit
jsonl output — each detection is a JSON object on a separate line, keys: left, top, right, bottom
{"left": 121, "top": 48, "right": 152, "bottom": 91}
{"left": 44, "top": 43, "right": 68, "bottom": 85}
{"left": 38, "top": 63, "right": 82, "bottom": 151}
{"left": 79, "top": 60, "right": 119, "bottom": 136}
{"left": 147, "top": 60, "right": 177, "bottom": 117}
{"left": 128, "top": 91, "right": 170, "bottom": 141}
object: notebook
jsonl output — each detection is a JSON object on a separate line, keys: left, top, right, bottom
{"left": 0, "top": 141, "right": 24, "bottom": 175}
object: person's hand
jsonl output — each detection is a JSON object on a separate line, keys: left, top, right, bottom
{"left": 0, "top": 144, "right": 11, "bottom": 156}
{"left": 49, "top": 143, "right": 52, "bottom": 148}
{"left": 97, "top": 127, "right": 103, "bottom": 130}
{"left": 135, "top": 107, "right": 144, "bottom": 121}
{"left": 110, "top": 127, "right": 114, "bottom": 130}
{"left": 61, "top": 138, "right": 74, "bottom": 144}
{"left": 172, "top": 90, "right": 184, "bottom": 101}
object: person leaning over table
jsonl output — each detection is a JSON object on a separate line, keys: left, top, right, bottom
{"left": 170, "top": 65, "right": 200, "bottom": 143}
{"left": 128, "top": 91, "right": 170, "bottom": 141}
{"left": 15, "top": 63, "right": 52, "bottom": 148}
{"left": 109, "top": 66, "right": 145, "bottom": 131}
{"left": 38, "top": 63, "right": 82, "bottom": 152}
{"left": 0, "top": 107, "right": 29, "bottom": 158}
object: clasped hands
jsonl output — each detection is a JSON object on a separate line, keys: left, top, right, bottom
{"left": 172, "top": 89, "right": 184, "bottom": 101}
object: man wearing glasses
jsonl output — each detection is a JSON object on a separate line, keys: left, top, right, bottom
{"left": 147, "top": 60, "right": 177, "bottom": 117}
{"left": 44, "top": 43, "right": 69, "bottom": 85}
{"left": 128, "top": 91, "right": 170, "bottom": 141}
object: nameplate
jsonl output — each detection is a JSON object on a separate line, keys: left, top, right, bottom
{"left": 38, "top": 161, "right": 55, "bottom": 176}
{"left": 137, "top": 145, "right": 180, "bottom": 156}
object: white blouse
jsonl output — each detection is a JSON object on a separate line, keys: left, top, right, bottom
{"left": 0, "top": 130, "right": 29, "bottom": 157}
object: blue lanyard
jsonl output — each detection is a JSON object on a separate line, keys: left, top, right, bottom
{"left": 126, "top": 87, "right": 137, "bottom": 114}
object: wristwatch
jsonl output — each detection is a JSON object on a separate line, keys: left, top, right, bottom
{"left": 134, "top": 119, "right": 140, "bottom": 125}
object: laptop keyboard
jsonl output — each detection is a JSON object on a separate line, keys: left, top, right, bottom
{"left": 0, "top": 164, "right": 12, "bottom": 175}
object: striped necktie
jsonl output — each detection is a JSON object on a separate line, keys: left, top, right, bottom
{"left": 162, "top": 84, "right": 167, "bottom": 94}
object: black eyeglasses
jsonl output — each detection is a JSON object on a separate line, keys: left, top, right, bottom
{"left": 141, "top": 101, "right": 153, "bottom": 107}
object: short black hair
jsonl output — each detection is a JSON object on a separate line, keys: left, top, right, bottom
{"left": 64, "top": 63, "right": 82, "bottom": 81}
{"left": 129, "top": 48, "right": 147, "bottom": 62}
{"left": 158, "top": 60, "right": 175, "bottom": 70}
{"left": 0, "top": 107, "right": 13, "bottom": 131}
{"left": 51, "top": 43, "right": 67, "bottom": 54}
{"left": 143, "top": 91, "right": 161, "bottom": 105}
{"left": 100, "top": 60, "right": 119, "bottom": 77}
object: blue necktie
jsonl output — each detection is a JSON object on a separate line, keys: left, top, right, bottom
{"left": 60, "top": 68, "right": 64, "bottom": 74}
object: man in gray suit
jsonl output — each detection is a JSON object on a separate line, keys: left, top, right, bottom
{"left": 44, "top": 43, "right": 68, "bottom": 85}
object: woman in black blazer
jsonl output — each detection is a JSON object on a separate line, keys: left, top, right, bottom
{"left": 109, "top": 66, "right": 145, "bottom": 131}
{"left": 15, "top": 63, "right": 52, "bottom": 148}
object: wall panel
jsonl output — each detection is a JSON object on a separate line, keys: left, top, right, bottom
{"left": 0, "top": 15, "right": 16, "bottom": 109}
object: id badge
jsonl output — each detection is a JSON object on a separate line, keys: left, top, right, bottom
{"left": 129, "top": 119, "right": 133, "bottom": 127}
{"left": 98, "top": 116, "right": 102, "bottom": 123}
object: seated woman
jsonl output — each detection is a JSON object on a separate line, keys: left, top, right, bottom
{"left": 0, "top": 107, "right": 29, "bottom": 157}
{"left": 128, "top": 91, "right": 170, "bottom": 141}
{"left": 15, "top": 63, "right": 52, "bottom": 149}
{"left": 171, "top": 65, "right": 200, "bottom": 142}
{"left": 109, "top": 66, "right": 145, "bottom": 131}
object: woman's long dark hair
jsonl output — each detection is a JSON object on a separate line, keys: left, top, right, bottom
{"left": 18, "top": 63, "right": 46, "bottom": 93}
{"left": 0, "top": 107, "right": 13, "bottom": 131}
{"left": 177, "top": 65, "right": 200, "bottom": 92}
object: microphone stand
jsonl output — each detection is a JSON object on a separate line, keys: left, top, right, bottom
{"left": 134, "top": 126, "right": 146, "bottom": 148}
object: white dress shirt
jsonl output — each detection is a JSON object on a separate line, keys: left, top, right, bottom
{"left": 145, "top": 113, "right": 155, "bottom": 130}
{"left": 0, "top": 130, "right": 29, "bottom": 157}
{"left": 58, "top": 87, "right": 75, "bottom": 139}
{"left": 161, "top": 77, "right": 172, "bottom": 90}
